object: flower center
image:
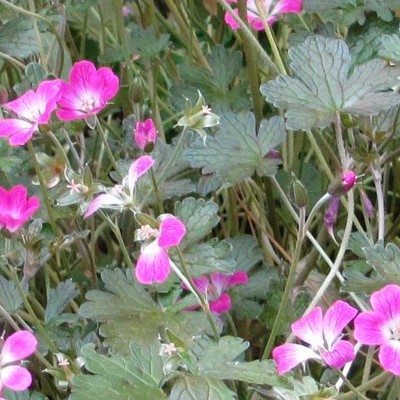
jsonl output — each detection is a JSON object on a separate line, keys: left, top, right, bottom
{"left": 80, "top": 95, "right": 97, "bottom": 112}
{"left": 138, "top": 225, "right": 158, "bottom": 241}
{"left": 389, "top": 318, "right": 400, "bottom": 340}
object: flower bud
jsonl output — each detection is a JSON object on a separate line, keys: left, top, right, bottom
{"left": 135, "top": 213, "right": 158, "bottom": 228}
{"left": 134, "top": 118, "right": 158, "bottom": 151}
{"left": 131, "top": 77, "right": 144, "bottom": 104}
{"left": 288, "top": 173, "right": 308, "bottom": 209}
{"left": 324, "top": 197, "right": 340, "bottom": 240}
{"left": 328, "top": 171, "right": 357, "bottom": 197}
{"left": 360, "top": 190, "right": 374, "bottom": 218}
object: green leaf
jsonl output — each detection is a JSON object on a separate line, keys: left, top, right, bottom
{"left": 261, "top": 35, "right": 400, "bottom": 131}
{"left": 197, "top": 336, "right": 285, "bottom": 385}
{"left": 0, "top": 276, "right": 23, "bottom": 314}
{"left": 128, "top": 24, "right": 170, "bottom": 59}
{"left": 0, "top": 18, "right": 39, "bottom": 59}
{"left": 169, "top": 375, "right": 235, "bottom": 400}
{"left": 342, "top": 262, "right": 387, "bottom": 293}
{"left": 185, "top": 112, "right": 285, "bottom": 186}
{"left": 174, "top": 197, "right": 220, "bottom": 247}
{"left": 227, "top": 235, "right": 263, "bottom": 272}
{"left": 79, "top": 269, "right": 214, "bottom": 353}
{"left": 380, "top": 34, "right": 400, "bottom": 61}
{"left": 363, "top": 242, "right": 400, "bottom": 284}
{"left": 70, "top": 343, "right": 166, "bottom": 400}
{"left": 45, "top": 280, "right": 79, "bottom": 323}
{"left": 170, "top": 46, "right": 250, "bottom": 113}
{"left": 259, "top": 375, "right": 320, "bottom": 400}
{"left": 180, "top": 239, "right": 236, "bottom": 276}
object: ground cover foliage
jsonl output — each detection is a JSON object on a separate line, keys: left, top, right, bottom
{"left": 0, "top": 0, "right": 400, "bottom": 399}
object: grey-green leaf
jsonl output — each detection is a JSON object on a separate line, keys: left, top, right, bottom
{"left": 70, "top": 344, "right": 166, "bottom": 400}
{"left": 169, "top": 375, "right": 235, "bottom": 400}
{"left": 380, "top": 34, "right": 400, "bottom": 62}
{"left": 0, "top": 18, "right": 39, "bottom": 59}
{"left": 261, "top": 35, "right": 400, "bottom": 131}
{"left": 45, "top": 280, "right": 79, "bottom": 323}
{"left": 185, "top": 112, "right": 285, "bottom": 186}
{"left": 0, "top": 276, "right": 23, "bottom": 314}
{"left": 197, "top": 336, "right": 284, "bottom": 385}
{"left": 174, "top": 197, "right": 220, "bottom": 247}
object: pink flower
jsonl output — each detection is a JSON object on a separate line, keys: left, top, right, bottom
{"left": 224, "top": 0, "right": 302, "bottom": 30}
{"left": 84, "top": 155, "right": 154, "bottom": 218}
{"left": 185, "top": 272, "right": 249, "bottom": 314}
{"left": 0, "top": 330, "right": 37, "bottom": 397}
{"left": 354, "top": 284, "right": 400, "bottom": 376}
{"left": 0, "top": 80, "right": 61, "bottom": 146}
{"left": 0, "top": 185, "right": 40, "bottom": 232}
{"left": 272, "top": 300, "right": 357, "bottom": 375}
{"left": 134, "top": 118, "right": 158, "bottom": 151}
{"left": 135, "top": 215, "right": 186, "bottom": 285}
{"left": 56, "top": 60, "right": 119, "bottom": 121}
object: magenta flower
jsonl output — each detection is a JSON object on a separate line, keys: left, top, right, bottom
{"left": 185, "top": 272, "right": 249, "bottom": 314}
{"left": 354, "top": 284, "right": 400, "bottom": 376}
{"left": 0, "top": 80, "right": 61, "bottom": 146}
{"left": 56, "top": 60, "right": 119, "bottom": 121}
{"left": 272, "top": 300, "right": 357, "bottom": 375}
{"left": 84, "top": 155, "right": 154, "bottom": 218}
{"left": 134, "top": 118, "right": 158, "bottom": 151}
{"left": 135, "top": 215, "right": 186, "bottom": 285}
{"left": 224, "top": 0, "right": 302, "bottom": 30}
{"left": 0, "top": 330, "right": 37, "bottom": 397}
{"left": 0, "top": 185, "right": 40, "bottom": 232}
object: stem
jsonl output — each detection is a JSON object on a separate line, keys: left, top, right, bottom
{"left": 217, "top": 0, "right": 278, "bottom": 74}
{"left": 27, "top": 141, "right": 59, "bottom": 235}
{"left": 336, "top": 370, "right": 370, "bottom": 400}
{"left": 238, "top": 0, "right": 263, "bottom": 123}
{"left": 337, "top": 372, "right": 389, "bottom": 400}
{"left": 255, "top": 0, "right": 287, "bottom": 74}
{"left": 262, "top": 206, "right": 306, "bottom": 360}
{"left": 96, "top": 118, "right": 123, "bottom": 180}
{"left": 303, "top": 185, "right": 354, "bottom": 314}
{"left": 370, "top": 163, "right": 385, "bottom": 241}
{"left": 174, "top": 248, "right": 220, "bottom": 340}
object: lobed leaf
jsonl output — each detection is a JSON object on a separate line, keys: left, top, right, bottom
{"left": 261, "top": 35, "right": 400, "bottom": 131}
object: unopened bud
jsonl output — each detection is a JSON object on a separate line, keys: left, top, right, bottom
{"left": 360, "top": 190, "right": 374, "bottom": 218}
{"left": 288, "top": 173, "right": 308, "bottom": 209}
{"left": 324, "top": 197, "right": 340, "bottom": 240}
{"left": 131, "top": 77, "right": 144, "bottom": 104}
{"left": 134, "top": 118, "right": 157, "bottom": 151}
{"left": 328, "top": 171, "right": 357, "bottom": 197}
{"left": 135, "top": 213, "right": 158, "bottom": 228}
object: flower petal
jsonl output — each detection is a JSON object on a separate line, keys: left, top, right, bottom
{"left": 379, "top": 341, "right": 400, "bottom": 376}
{"left": 272, "top": 343, "right": 319, "bottom": 375}
{"left": 127, "top": 155, "right": 155, "bottom": 195}
{"left": 189, "top": 276, "right": 209, "bottom": 294}
{"left": 323, "top": 300, "right": 357, "bottom": 349}
{"left": 227, "top": 271, "right": 249, "bottom": 286}
{"left": 0, "top": 119, "right": 36, "bottom": 146}
{"left": 1, "top": 365, "right": 32, "bottom": 391}
{"left": 272, "top": 0, "right": 303, "bottom": 15}
{"left": 210, "top": 293, "right": 232, "bottom": 314}
{"left": 353, "top": 311, "right": 388, "bottom": 345}
{"left": 135, "top": 241, "right": 170, "bottom": 284}
{"left": 1, "top": 331, "right": 37, "bottom": 365}
{"left": 158, "top": 216, "right": 186, "bottom": 248}
{"left": 291, "top": 307, "right": 324, "bottom": 347}
{"left": 224, "top": 10, "right": 240, "bottom": 30}
{"left": 84, "top": 193, "right": 122, "bottom": 218}
{"left": 321, "top": 340, "right": 355, "bottom": 369}
{"left": 370, "top": 284, "right": 400, "bottom": 319}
